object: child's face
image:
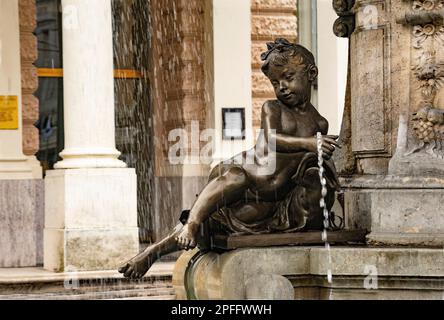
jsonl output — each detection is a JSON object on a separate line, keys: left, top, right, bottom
{"left": 267, "top": 61, "right": 316, "bottom": 107}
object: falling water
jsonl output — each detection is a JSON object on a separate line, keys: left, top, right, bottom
{"left": 317, "top": 132, "right": 334, "bottom": 289}
{"left": 112, "top": 0, "right": 156, "bottom": 244}
{"left": 112, "top": 0, "right": 209, "bottom": 244}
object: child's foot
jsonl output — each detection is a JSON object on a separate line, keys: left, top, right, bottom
{"left": 118, "top": 249, "right": 156, "bottom": 280}
{"left": 175, "top": 222, "right": 199, "bottom": 250}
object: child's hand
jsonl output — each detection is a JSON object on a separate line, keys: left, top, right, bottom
{"left": 320, "top": 135, "right": 341, "bottom": 159}
{"left": 305, "top": 135, "right": 341, "bottom": 159}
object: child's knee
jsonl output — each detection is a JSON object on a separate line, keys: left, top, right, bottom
{"left": 222, "top": 167, "right": 248, "bottom": 186}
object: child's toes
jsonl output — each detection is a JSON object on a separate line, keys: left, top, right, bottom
{"left": 124, "top": 266, "right": 134, "bottom": 278}
{"left": 118, "top": 263, "right": 129, "bottom": 274}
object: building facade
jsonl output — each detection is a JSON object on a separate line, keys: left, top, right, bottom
{"left": 0, "top": 0, "right": 345, "bottom": 271}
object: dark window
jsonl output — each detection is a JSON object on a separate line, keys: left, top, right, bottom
{"left": 35, "top": 0, "right": 64, "bottom": 171}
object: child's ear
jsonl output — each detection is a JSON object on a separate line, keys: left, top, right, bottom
{"left": 308, "top": 65, "right": 318, "bottom": 82}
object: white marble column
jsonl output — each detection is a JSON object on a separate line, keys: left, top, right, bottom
{"left": 55, "top": 0, "right": 126, "bottom": 169}
{"left": 44, "top": 0, "right": 139, "bottom": 272}
{"left": 0, "top": 0, "right": 35, "bottom": 180}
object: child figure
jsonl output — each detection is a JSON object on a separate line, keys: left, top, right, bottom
{"left": 119, "top": 39, "right": 340, "bottom": 280}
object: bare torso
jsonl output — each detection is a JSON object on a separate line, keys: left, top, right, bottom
{"left": 213, "top": 100, "right": 328, "bottom": 202}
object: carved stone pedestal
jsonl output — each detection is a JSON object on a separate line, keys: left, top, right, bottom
{"left": 343, "top": 176, "right": 444, "bottom": 246}
{"left": 173, "top": 247, "right": 444, "bottom": 300}
{"left": 0, "top": 180, "right": 44, "bottom": 267}
{"left": 335, "top": 0, "right": 444, "bottom": 245}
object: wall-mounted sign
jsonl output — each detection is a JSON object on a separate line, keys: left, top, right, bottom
{"left": 0, "top": 96, "right": 19, "bottom": 130}
{"left": 222, "top": 108, "right": 245, "bottom": 140}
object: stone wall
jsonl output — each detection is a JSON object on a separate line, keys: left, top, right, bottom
{"left": 150, "top": 0, "right": 208, "bottom": 172}
{"left": 251, "top": 0, "right": 298, "bottom": 128}
{"left": 149, "top": 0, "right": 209, "bottom": 240}
{"left": 19, "top": 0, "right": 39, "bottom": 156}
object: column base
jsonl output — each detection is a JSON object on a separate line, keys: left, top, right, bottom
{"left": 44, "top": 168, "right": 139, "bottom": 272}
{"left": 389, "top": 152, "right": 444, "bottom": 176}
{"left": 0, "top": 179, "right": 44, "bottom": 267}
{"left": 44, "top": 227, "right": 139, "bottom": 272}
{"left": 0, "top": 157, "right": 36, "bottom": 180}
{"left": 343, "top": 176, "right": 444, "bottom": 246}
{"left": 55, "top": 147, "right": 127, "bottom": 169}
{"left": 54, "top": 157, "right": 127, "bottom": 170}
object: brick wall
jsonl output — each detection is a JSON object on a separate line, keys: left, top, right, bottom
{"left": 251, "top": 0, "right": 298, "bottom": 129}
{"left": 150, "top": 0, "right": 208, "bottom": 173}
{"left": 19, "top": 0, "right": 39, "bottom": 156}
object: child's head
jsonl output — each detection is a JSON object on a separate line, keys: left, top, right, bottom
{"left": 261, "top": 38, "right": 317, "bottom": 77}
{"left": 261, "top": 39, "right": 318, "bottom": 106}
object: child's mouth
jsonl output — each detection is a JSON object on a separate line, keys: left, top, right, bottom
{"left": 282, "top": 93, "right": 293, "bottom": 99}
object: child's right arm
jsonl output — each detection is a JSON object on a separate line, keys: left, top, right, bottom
{"left": 262, "top": 101, "right": 315, "bottom": 153}
{"left": 262, "top": 101, "right": 339, "bottom": 157}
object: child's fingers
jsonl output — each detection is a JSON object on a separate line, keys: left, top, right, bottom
{"left": 322, "top": 146, "right": 333, "bottom": 156}
{"left": 322, "top": 153, "right": 331, "bottom": 160}
{"left": 324, "top": 138, "right": 342, "bottom": 148}
{"left": 322, "top": 142, "right": 335, "bottom": 152}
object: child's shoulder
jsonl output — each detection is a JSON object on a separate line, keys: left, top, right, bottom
{"left": 307, "top": 104, "right": 329, "bottom": 133}
{"left": 262, "top": 100, "right": 282, "bottom": 114}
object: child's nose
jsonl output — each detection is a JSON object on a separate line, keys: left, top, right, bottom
{"left": 279, "top": 81, "right": 289, "bottom": 91}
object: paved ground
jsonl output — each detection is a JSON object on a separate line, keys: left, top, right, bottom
{"left": 0, "top": 261, "right": 174, "bottom": 283}
{"left": 0, "top": 262, "right": 176, "bottom": 300}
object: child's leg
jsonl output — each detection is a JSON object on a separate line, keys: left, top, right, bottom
{"left": 176, "top": 166, "right": 249, "bottom": 249}
{"left": 118, "top": 224, "right": 183, "bottom": 279}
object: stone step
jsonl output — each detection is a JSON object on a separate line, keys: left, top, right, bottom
{"left": 0, "top": 262, "right": 176, "bottom": 300}
{"left": 1, "top": 287, "right": 176, "bottom": 300}
{"left": 0, "top": 278, "right": 171, "bottom": 294}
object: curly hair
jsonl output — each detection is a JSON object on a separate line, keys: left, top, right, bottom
{"left": 261, "top": 38, "right": 316, "bottom": 77}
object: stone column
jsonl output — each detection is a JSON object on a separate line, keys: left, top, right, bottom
{"left": 44, "top": 0, "right": 139, "bottom": 271}
{"left": 335, "top": 0, "right": 444, "bottom": 246}
{"left": 55, "top": 0, "right": 126, "bottom": 169}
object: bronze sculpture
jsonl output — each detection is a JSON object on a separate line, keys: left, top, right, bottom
{"left": 118, "top": 39, "right": 341, "bottom": 280}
